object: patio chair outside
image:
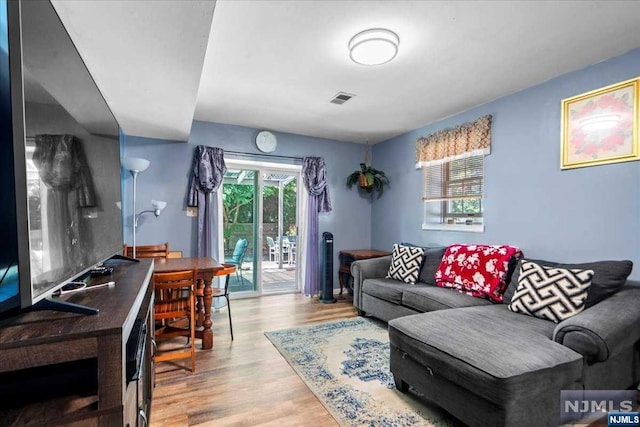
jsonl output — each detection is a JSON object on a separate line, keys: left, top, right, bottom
{"left": 225, "top": 238, "right": 248, "bottom": 281}
{"left": 266, "top": 236, "right": 278, "bottom": 262}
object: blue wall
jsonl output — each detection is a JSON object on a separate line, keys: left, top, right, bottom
{"left": 371, "top": 48, "right": 640, "bottom": 279}
{"left": 122, "top": 121, "right": 371, "bottom": 285}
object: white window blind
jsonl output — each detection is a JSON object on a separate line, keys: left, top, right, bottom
{"left": 422, "top": 155, "right": 484, "bottom": 202}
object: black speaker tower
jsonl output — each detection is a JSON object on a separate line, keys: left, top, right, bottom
{"left": 320, "top": 232, "right": 336, "bottom": 304}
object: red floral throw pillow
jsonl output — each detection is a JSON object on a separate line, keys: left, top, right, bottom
{"left": 435, "top": 244, "right": 522, "bottom": 302}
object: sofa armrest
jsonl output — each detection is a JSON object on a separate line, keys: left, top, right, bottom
{"left": 553, "top": 286, "right": 640, "bottom": 362}
{"left": 351, "top": 255, "right": 392, "bottom": 311}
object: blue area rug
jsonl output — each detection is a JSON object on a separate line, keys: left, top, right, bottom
{"left": 265, "top": 317, "right": 454, "bottom": 427}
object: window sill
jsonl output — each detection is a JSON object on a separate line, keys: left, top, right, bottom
{"left": 422, "top": 223, "right": 485, "bottom": 233}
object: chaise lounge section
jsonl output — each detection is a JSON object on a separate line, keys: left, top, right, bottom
{"left": 351, "top": 245, "right": 640, "bottom": 426}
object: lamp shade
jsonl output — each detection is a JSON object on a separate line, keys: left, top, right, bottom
{"left": 151, "top": 200, "right": 167, "bottom": 211}
{"left": 121, "top": 157, "right": 150, "bottom": 172}
{"left": 349, "top": 28, "right": 399, "bottom": 66}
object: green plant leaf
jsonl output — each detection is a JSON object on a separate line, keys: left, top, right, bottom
{"left": 373, "top": 178, "right": 384, "bottom": 198}
{"left": 346, "top": 163, "right": 390, "bottom": 198}
{"left": 346, "top": 171, "right": 361, "bottom": 188}
{"left": 364, "top": 172, "right": 373, "bottom": 186}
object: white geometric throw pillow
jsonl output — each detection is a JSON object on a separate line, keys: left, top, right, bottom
{"left": 386, "top": 244, "right": 425, "bottom": 284}
{"left": 508, "top": 260, "right": 593, "bottom": 323}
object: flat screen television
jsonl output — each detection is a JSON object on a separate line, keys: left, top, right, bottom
{"left": 2, "top": 0, "right": 123, "bottom": 315}
{"left": 0, "top": 0, "right": 18, "bottom": 316}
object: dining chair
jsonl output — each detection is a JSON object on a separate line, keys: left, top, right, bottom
{"left": 274, "top": 237, "right": 290, "bottom": 264}
{"left": 266, "top": 236, "right": 278, "bottom": 262}
{"left": 153, "top": 269, "right": 196, "bottom": 372}
{"left": 212, "top": 263, "right": 237, "bottom": 340}
{"left": 288, "top": 241, "right": 296, "bottom": 265}
{"left": 123, "top": 242, "right": 169, "bottom": 259}
{"left": 225, "top": 238, "right": 248, "bottom": 281}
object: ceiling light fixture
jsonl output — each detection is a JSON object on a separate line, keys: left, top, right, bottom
{"left": 349, "top": 28, "right": 399, "bottom": 66}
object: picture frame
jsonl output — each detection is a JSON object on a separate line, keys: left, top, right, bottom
{"left": 560, "top": 77, "right": 639, "bottom": 169}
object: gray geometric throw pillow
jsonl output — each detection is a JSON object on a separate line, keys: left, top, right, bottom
{"left": 508, "top": 260, "right": 593, "bottom": 323}
{"left": 386, "top": 244, "right": 425, "bottom": 284}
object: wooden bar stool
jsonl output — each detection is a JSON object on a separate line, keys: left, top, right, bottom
{"left": 211, "top": 263, "right": 237, "bottom": 341}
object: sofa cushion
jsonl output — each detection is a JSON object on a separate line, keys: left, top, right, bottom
{"left": 402, "top": 285, "right": 492, "bottom": 312}
{"left": 389, "top": 305, "right": 583, "bottom": 406}
{"left": 400, "top": 243, "right": 446, "bottom": 286}
{"left": 362, "top": 278, "right": 414, "bottom": 305}
{"left": 508, "top": 260, "right": 593, "bottom": 323}
{"left": 503, "top": 258, "right": 633, "bottom": 308}
{"left": 386, "top": 244, "right": 425, "bottom": 284}
{"left": 419, "top": 247, "right": 447, "bottom": 286}
{"left": 435, "top": 244, "right": 522, "bottom": 303}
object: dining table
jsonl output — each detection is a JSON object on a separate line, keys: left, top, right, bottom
{"left": 275, "top": 238, "right": 296, "bottom": 265}
{"left": 153, "top": 257, "right": 224, "bottom": 350}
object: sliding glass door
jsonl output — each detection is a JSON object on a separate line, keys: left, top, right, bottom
{"left": 221, "top": 167, "right": 259, "bottom": 293}
{"left": 221, "top": 159, "right": 302, "bottom": 296}
{"left": 262, "top": 170, "right": 298, "bottom": 294}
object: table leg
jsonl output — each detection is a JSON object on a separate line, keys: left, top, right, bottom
{"left": 196, "top": 281, "right": 204, "bottom": 327}
{"left": 338, "top": 266, "right": 351, "bottom": 296}
{"left": 201, "top": 278, "right": 213, "bottom": 349}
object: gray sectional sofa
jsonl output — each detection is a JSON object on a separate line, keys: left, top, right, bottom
{"left": 351, "top": 249, "right": 640, "bottom": 427}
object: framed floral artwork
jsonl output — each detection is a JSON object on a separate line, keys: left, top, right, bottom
{"left": 561, "top": 77, "right": 639, "bottom": 169}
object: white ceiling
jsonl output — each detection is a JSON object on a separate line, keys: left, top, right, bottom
{"left": 52, "top": 0, "right": 216, "bottom": 141}
{"left": 53, "top": 1, "right": 640, "bottom": 144}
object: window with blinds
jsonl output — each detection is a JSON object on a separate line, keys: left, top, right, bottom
{"left": 423, "top": 155, "right": 484, "bottom": 223}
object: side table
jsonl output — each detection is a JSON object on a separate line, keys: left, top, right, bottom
{"left": 338, "top": 249, "right": 392, "bottom": 295}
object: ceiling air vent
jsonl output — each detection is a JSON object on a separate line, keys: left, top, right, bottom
{"left": 330, "top": 92, "right": 355, "bottom": 105}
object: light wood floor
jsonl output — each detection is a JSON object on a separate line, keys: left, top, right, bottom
{"left": 150, "top": 292, "right": 358, "bottom": 426}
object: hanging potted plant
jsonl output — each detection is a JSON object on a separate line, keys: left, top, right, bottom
{"left": 346, "top": 162, "right": 390, "bottom": 198}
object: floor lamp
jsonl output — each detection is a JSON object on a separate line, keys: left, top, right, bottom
{"left": 135, "top": 200, "right": 167, "bottom": 227}
{"left": 121, "top": 157, "right": 150, "bottom": 258}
